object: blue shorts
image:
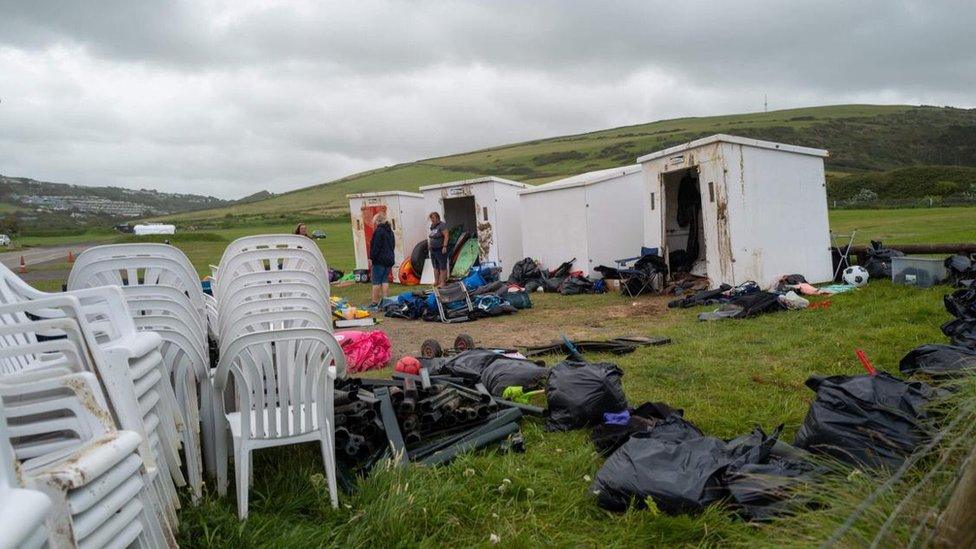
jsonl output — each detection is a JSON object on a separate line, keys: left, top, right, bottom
{"left": 431, "top": 248, "right": 449, "bottom": 270}
{"left": 371, "top": 264, "right": 391, "bottom": 285}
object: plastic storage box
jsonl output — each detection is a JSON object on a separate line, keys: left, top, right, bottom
{"left": 891, "top": 256, "right": 947, "bottom": 288}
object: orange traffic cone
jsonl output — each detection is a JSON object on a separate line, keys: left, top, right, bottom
{"left": 67, "top": 250, "right": 75, "bottom": 263}
{"left": 18, "top": 256, "right": 27, "bottom": 274}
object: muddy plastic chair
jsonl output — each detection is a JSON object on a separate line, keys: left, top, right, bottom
{"left": 0, "top": 264, "right": 183, "bottom": 523}
{"left": 1, "top": 374, "right": 175, "bottom": 547}
{"left": 0, "top": 401, "right": 51, "bottom": 549}
{"left": 213, "top": 328, "right": 345, "bottom": 519}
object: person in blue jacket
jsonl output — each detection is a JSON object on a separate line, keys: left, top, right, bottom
{"left": 369, "top": 212, "right": 396, "bottom": 307}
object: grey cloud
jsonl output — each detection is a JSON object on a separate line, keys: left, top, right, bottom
{"left": 0, "top": 1, "right": 974, "bottom": 198}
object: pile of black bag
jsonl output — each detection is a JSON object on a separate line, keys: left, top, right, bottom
{"left": 793, "top": 373, "right": 940, "bottom": 469}
{"left": 941, "top": 283, "right": 976, "bottom": 349}
{"left": 897, "top": 281, "right": 976, "bottom": 379}
{"left": 590, "top": 414, "right": 816, "bottom": 520}
{"left": 429, "top": 348, "right": 550, "bottom": 396}
{"left": 861, "top": 240, "right": 904, "bottom": 280}
{"left": 944, "top": 254, "right": 976, "bottom": 286}
{"left": 508, "top": 257, "right": 606, "bottom": 295}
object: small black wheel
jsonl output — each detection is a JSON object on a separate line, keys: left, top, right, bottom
{"left": 420, "top": 339, "right": 443, "bottom": 358}
{"left": 454, "top": 334, "right": 475, "bottom": 352}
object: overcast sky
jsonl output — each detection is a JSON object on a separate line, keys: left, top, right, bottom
{"left": 1, "top": 0, "right": 974, "bottom": 199}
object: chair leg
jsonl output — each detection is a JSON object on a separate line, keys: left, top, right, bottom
{"left": 200, "top": 380, "right": 217, "bottom": 477}
{"left": 235, "top": 445, "right": 251, "bottom": 520}
{"left": 216, "top": 422, "right": 229, "bottom": 496}
{"left": 319, "top": 424, "right": 338, "bottom": 509}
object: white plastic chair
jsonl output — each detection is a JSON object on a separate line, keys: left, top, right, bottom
{"left": 213, "top": 328, "right": 345, "bottom": 519}
{"left": 1, "top": 373, "right": 175, "bottom": 547}
{"left": 68, "top": 244, "right": 207, "bottom": 323}
{"left": 213, "top": 235, "right": 327, "bottom": 281}
{"left": 213, "top": 247, "right": 329, "bottom": 304}
{"left": 0, "top": 401, "right": 51, "bottom": 549}
{"left": 0, "top": 264, "right": 183, "bottom": 522}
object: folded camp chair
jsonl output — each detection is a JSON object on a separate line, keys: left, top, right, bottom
{"left": 613, "top": 247, "right": 664, "bottom": 298}
{"left": 831, "top": 229, "right": 857, "bottom": 282}
{"left": 432, "top": 281, "right": 475, "bottom": 323}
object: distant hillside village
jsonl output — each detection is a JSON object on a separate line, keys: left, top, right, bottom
{"left": 0, "top": 174, "right": 232, "bottom": 235}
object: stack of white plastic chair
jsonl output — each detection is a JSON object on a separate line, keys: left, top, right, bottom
{"left": 0, "top": 262, "right": 183, "bottom": 528}
{"left": 68, "top": 244, "right": 209, "bottom": 498}
{"left": 0, "top": 370, "right": 176, "bottom": 548}
{"left": 210, "top": 235, "right": 343, "bottom": 519}
{"left": 0, "top": 400, "right": 51, "bottom": 548}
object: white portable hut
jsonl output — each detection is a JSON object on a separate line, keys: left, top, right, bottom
{"left": 347, "top": 191, "right": 426, "bottom": 282}
{"left": 133, "top": 223, "right": 175, "bottom": 236}
{"left": 518, "top": 165, "right": 644, "bottom": 276}
{"left": 419, "top": 176, "right": 529, "bottom": 279}
{"left": 638, "top": 134, "right": 832, "bottom": 288}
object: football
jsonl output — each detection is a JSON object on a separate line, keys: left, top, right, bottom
{"left": 843, "top": 265, "right": 869, "bottom": 287}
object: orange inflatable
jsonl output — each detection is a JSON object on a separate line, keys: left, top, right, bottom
{"left": 399, "top": 259, "right": 420, "bottom": 285}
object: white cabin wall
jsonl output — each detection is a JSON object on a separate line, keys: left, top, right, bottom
{"left": 732, "top": 145, "right": 832, "bottom": 285}
{"left": 492, "top": 184, "right": 526, "bottom": 278}
{"left": 520, "top": 187, "right": 588, "bottom": 273}
{"left": 584, "top": 171, "right": 645, "bottom": 275}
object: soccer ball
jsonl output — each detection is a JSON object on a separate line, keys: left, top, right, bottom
{"left": 843, "top": 266, "right": 869, "bottom": 287}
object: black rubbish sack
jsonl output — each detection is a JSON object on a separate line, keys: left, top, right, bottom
{"left": 435, "top": 349, "right": 548, "bottom": 396}
{"left": 560, "top": 275, "right": 595, "bottom": 296}
{"left": 590, "top": 425, "right": 780, "bottom": 514}
{"left": 942, "top": 319, "right": 976, "bottom": 349}
{"left": 862, "top": 240, "right": 904, "bottom": 280}
{"left": 545, "top": 361, "right": 628, "bottom": 431}
{"left": 900, "top": 344, "right": 976, "bottom": 379}
{"left": 591, "top": 402, "right": 702, "bottom": 456}
{"left": 480, "top": 357, "right": 549, "bottom": 396}
{"left": 793, "top": 373, "right": 938, "bottom": 470}
{"left": 509, "top": 258, "right": 543, "bottom": 285}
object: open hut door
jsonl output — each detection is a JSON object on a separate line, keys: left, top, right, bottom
{"left": 361, "top": 204, "right": 388, "bottom": 260}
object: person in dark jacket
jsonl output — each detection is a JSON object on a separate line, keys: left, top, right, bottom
{"left": 369, "top": 212, "right": 396, "bottom": 307}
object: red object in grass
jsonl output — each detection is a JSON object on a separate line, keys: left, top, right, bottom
{"left": 855, "top": 349, "right": 877, "bottom": 376}
{"left": 395, "top": 356, "right": 421, "bottom": 375}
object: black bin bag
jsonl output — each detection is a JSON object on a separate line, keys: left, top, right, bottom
{"left": 590, "top": 426, "right": 780, "bottom": 515}
{"left": 590, "top": 402, "right": 701, "bottom": 456}
{"left": 436, "top": 349, "right": 549, "bottom": 396}
{"left": 724, "top": 428, "right": 818, "bottom": 521}
{"left": 545, "top": 361, "right": 628, "bottom": 431}
{"left": 793, "top": 373, "right": 938, "bottom": 469}
{"left": 480, "top": 357, "right": 549, "bottom": 396}
{"left": 900, "top": 344, "right": 976, "bottom": 379}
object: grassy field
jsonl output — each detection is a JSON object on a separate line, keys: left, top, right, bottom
{"left": 150, "top": 104, "right": 976, "bottom": 226}
{"left": 172, "top": 282, "right": 957, "bottom": 547}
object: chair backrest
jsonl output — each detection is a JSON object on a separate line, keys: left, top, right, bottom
{"left": 0, "top": 372, "right": 114, "bottom": 469}
{"left": 68, "top": 248, "right": 205, "bottom": 321}
{"left": 0, "top": 318, "right": 92, "bottom": 376}
{"left": 215, "top": 248, "right": 329, "bottom": 298}
{"left": 217, "top": 235, "right": 327, "bottom": 274}
{"left": 214, "top": 328, "right": 344, "bottom": 440}
{"left": 220, "top": 310, "right": 330, "bottom": 354}
{"left": 215, "top": 270, "right": 329, "bottom": 310}
{"left": 217, "top": 283, "right": 330, "bottom": 319}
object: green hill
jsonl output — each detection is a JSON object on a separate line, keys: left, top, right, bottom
{"left": 157, "top": 104, "right": 976, "bottom": 226}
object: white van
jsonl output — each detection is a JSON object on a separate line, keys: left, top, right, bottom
{"left": 0, "top": 234, "right": 10, "bottom": 247}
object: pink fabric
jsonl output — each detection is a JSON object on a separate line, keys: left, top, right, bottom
{"left": 795, "top": 282, "right": 829, "bottom": 296}
{"left": 335, "top": 330, "right": 392, "bottom": 373}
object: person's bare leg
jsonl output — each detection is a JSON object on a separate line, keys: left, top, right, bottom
{"left": 381, "top": 282, "right": 389, "bottom": 299}
{"left": 371, "top": 284, "right": 380, "bottom": 305}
